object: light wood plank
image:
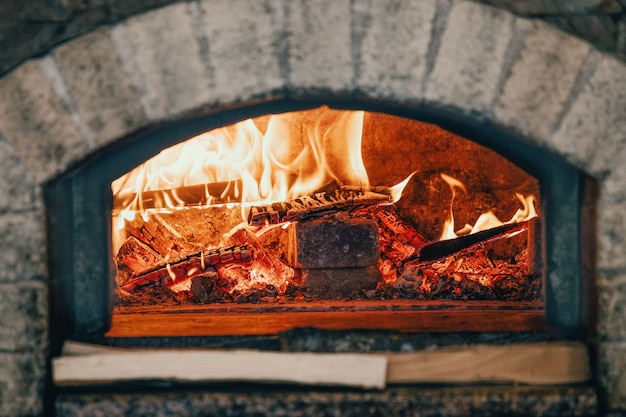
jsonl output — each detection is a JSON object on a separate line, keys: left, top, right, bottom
{"left": 386, "top": 342, "right": 590, "bottom": 385}
{"left": 53, "top": 349, "right": 388, "bottom": 389}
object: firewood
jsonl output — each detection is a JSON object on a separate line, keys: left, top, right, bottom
{"left": 115, "top": 236, "right": 164, "bottom": 277}
{"left": 120, "top": 245, "right": 252, "bottom": 292}
{"left": 53, "top": 341, "right": 589, "bottom": 387}
{"left": 53, "top": 345, "right": 388, "bottom": 389}
{"left": 247, "top": 189, "right": 391, "bottom": 226}
{"left": 417, "top": 220, "right": 531, "bottom": 262}
{"left": 287, "top": 214, "right": 379, "bottom": 269}
{"left": 113, "top": 180, "right": 245, "bottom": 210}
{"left": 303, "top": 265, "right": 380, "bottom": 299}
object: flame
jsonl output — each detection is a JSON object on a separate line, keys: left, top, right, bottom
{"left": 112, "top": 107, "right": 369, "bottom": 224}
{"left": 439, "top": 174, "right": 537, "bottom": 241}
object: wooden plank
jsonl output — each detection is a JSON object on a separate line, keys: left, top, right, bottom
{"left": 107, "top": 307, "right": 547, "bottom": 337}
{"left": 53, "top": 348, "right": 388, "bottom": 389}
{"left": 386, "top": 342, "right": 590, "bottom": 385}
{"left": 53, "top": 342, "right": 590, "bottom": 388}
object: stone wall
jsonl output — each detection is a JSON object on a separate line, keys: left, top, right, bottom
{"left": 0, "top": 1, "right": 625, "bottom": 416}
{"left": 0, "top": 0, "right": 625, "bottom": 78}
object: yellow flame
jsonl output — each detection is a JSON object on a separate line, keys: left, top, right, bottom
{"left": 439, "top": 175, "right": 537, "bottom": 241}
{"left": 112, "top": 107, "right": 370, "bottom": 221}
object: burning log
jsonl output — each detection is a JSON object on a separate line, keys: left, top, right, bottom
{"left": 119, "top": 245, "right": 252, "bottom": 292}
{"left": 115, "top": 236, "right": 164, "bottom": 275}
{"left": 417, "top": 220, "right": 531, "bottom": 262}
{"left": 113, "top": 179, "right": 246, "bottom": 210}
{"left": 247, "top": 189, "right": 391, "bottom": 226}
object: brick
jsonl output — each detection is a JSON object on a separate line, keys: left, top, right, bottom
{"left": 358, "top": 0, "right": 437, "bottom": 100}
{"left": 53, "top": 27, "right": 147, "bottom": 147}
{"left": 200, "top": 0, "right": 284, "bottom": 103}
{"left": 425, "top": 1, "right": 515, "bottom": 114}
{"left": 0, "top": 282, "right": 47, "bottom": 351}
{"left": 597, "top": 272, "right": 626, "bottom": 341}
{"left": 287, "top": 0, "right": 353, "bottom": 92}
{"left": 303, "top": 266, "right": 380, "bottom": 299}
{"left": 598, "top": 342, "right": 626, "bottom": 410}
{"left": 0, "top": 211, "right": 47, "bottom": 283}
{"left": 0, "top": 351, "right": 45, "bottom": 417}
{"left": 597, "top": 201, "right": 626, "bottom": 270}
{"left": 551, "top": 54, "right": 626, "bottom": 176}
{"left": 120, "top": 3, "right": 211, "bottom": 120}
{"left": 290, "top": 215, "right": 379, "bottom": 269}
{"left": 494, "top": 21, "right": 590, "bottom": 140}
{"left": 0, "top": 140, "right": 40, "bottom": 211}
{"left": 0, "top": 59, "right": 90, "bottom": 183}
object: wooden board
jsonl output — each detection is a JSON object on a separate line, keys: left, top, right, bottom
{"left": 53, "top": 342, "right": 590, "bottom": 387}
{"left": 107, "top": 300, "right": 546, "bottom": 337}
{"left": 53, "top": 348, "right": 388, "bottom": 389}
{"left": 386, "top": 342, "right": 590, "bottom": 385}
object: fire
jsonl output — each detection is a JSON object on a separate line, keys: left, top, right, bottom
{"left": 439, "top": 173, "right": 537, "bottom": 241}
{"left": 112, "top": 107, "right": 370, "bottom": 224}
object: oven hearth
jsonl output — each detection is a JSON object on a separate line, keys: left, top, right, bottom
{"left": 2, "top": 0, "right": 626, "bottom": 415}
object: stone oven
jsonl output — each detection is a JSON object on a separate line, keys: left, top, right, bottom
{"left": 1, "top": 0, "right": 625, "bottom": 416}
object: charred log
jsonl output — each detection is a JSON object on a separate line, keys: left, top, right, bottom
{"left": 247, "top": 189, "right": 391, "bottom": 226}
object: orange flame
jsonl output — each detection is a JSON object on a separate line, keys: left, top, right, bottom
{"left": 439, "top": 173, "right": 537, "bottom": 241}
{"left": 112, "top": 107, "right": 370, "bottom": 224}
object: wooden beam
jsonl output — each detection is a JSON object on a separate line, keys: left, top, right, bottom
{"left": 106, "top": 301, "right": 546, "bottom": 337}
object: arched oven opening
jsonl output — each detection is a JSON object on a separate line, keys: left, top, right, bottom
{"left": 45, "top": 98, "right": 588, "bottom": 351}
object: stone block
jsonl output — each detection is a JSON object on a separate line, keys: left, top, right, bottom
{"left": 494, "top": 21, "right": 590, "bottom": 140}
{"left": 424, "top": 1, "right": 515, "bottom": 115}
{"left": 358, "top": 0, "right": 437, "bottom": 100}
{"left": 0, "top": 139, "right": 40, "bottom": 211}
{"left": 598, "top": 342, "right": 626, "bottom": 410}
{"left": 53, "top": 26, "right": 147, "bottom": 147}
{"left": 602, "top": 143, "right": 626, "bottom": 202}
{"left": 0, "top": 351, "right": 45, "bottom": 417}
{"left": 0, "top": 282, "right": 47, "bottom": 351}
{"left": 551, "top": 54, "right": 626, "bottom": 177}
{"left": 290, "top": 215, "right": 379, "bottom": 268}
{"left": 200, "top": 0, "right": 284, "bottom": 103}
{"left": 597, "top": 201, "right": 626, "bottom": 270}
{"left": 597, "top": 272, "right": 626, "bottom": 341}
{"left": 119, "top": 3, "right": 211, "bottom": 120}
{"left": 0, "top": 59, "right": 90, "bottom": 183}
{"left": 287, "top": 0, "right": 353, "bottom": 92}
{"left": 0, "top": 211, "right": 47, "bottom": 284}
{"left": 303, "top": 266, "right": 380, "bottom": 299}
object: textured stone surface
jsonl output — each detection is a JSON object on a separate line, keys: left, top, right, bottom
{"left": 0, "top": 282, "right": 47, "bottom": 351}
{"left": 0, "top": 211, "right": 47, "bottom": 283}
{"left": 494, "top": 21, "right": 590, "bottom": 140}
{"left": 425, "top": 1, "right": 515, "bottom": 115}
{"left": 55, "top": 385, "right": 597, "bottom": 417}
{"left": 200, "top": 0, "right": 284, "bottom": 104}
{"left": 603, "top": 143, "right": 626, "bottom": 202}
{"left": 597, "top": 201, "right": 626, "bottom": 270}
{"left": 53, "top": 27, "right": 147, "bottom": 147}
{"left": 551, "top": 54, "right": 626, "bottom": 176}
{"left": 597, "top": 272, "right": 626, "bottom": 341}
{"left": 0, "top": 139, "right": 40, "bottom": 212}
{"left": 358, "top": 0, "right": 437, "bottom": 100}
{"left": 291, "top": 216, "right": 379, "bottom": 268}
{"left": 118, "top": 2, "right": 210, "bottom": 120}
{"left": 476, "top": 0, "right": 621, "bottom": 14}
{"left": 0, "top": 59, "right": 90, "bottom": 183}
{"left": 0, "top": 351, "right": 46, "bottom": 417}
{"left": 599, "top": 343, "right": 626, "bottom": 410}
{"left": 287, "top": 0, "right": 353, "bottom": 92}
{"left": 303, "top": 266, "right": 380, "bottom": 298}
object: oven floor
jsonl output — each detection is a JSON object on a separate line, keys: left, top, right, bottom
{"left": 55, "top": 384, "right": 597, "bottom": 416}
